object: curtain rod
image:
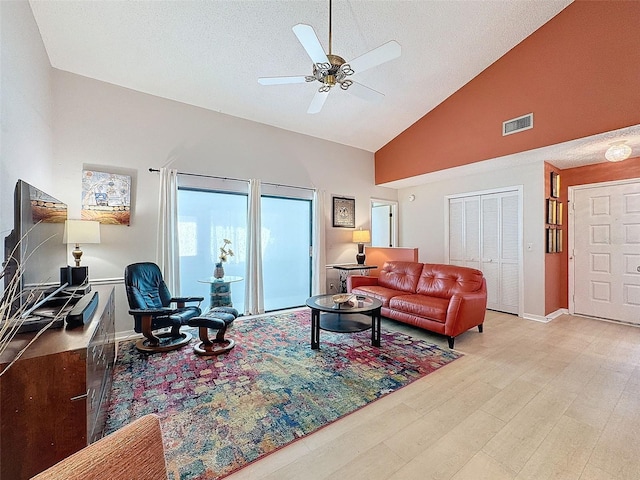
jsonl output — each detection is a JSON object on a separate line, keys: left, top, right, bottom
{"left": 148, "top": 168, "right": 315, "bottom": 192}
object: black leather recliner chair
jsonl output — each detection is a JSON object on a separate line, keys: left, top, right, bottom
{"left": 124, "top": 262, "right": 203, "bottom": 353}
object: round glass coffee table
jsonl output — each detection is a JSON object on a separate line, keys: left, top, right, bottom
{"left": 305, "top": 294, "right": 383, "bottom": 349}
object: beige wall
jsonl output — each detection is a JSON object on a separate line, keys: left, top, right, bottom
{"left": 0, "top": 0, "right": 55, "bottom": 239}
{"left": 51, "top": 70, "right": 398, "bottom": 334}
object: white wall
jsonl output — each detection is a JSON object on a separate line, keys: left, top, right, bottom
{"left": 396, "top": 161, "right": 546, "bottom": 318}
{"left": 0, "top": 0, "right": 55, "bottom": 239}
{"left": 51, "top": 70, "right": 398, "bottom": 334}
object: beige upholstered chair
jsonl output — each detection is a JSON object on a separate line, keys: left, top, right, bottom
{"left": 31, "top": 414, "right": 167, "bottom": 480}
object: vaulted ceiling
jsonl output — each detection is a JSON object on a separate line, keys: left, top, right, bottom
{"left": 30, "top": 0, "right": 573, "bottom": 153}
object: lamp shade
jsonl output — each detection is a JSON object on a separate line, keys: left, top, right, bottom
{"left": 352, "top": 229, "right": 371, "bottom": 243}
{"left": 63, "top": 220, "right": 101, "bottom": 245}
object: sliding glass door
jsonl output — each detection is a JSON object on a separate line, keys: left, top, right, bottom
{"left": 177, "top": 187, "right": 312, "bottom": 313}
{"left": 261, "top": 195, "right": 312, "bottom": 311}
{"left": 178, "top": 189, "right": 247, "bottom": 313}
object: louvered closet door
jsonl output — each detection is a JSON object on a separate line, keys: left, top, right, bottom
{"left": 450, "top": 190, "right": 520, "bottom": 314}
{"left": 449, "top": 198, "right": 465, "bottom": 266}
{"left": 464, "top": 197, "right": 481, "bottom": 270}
{"left": 498, "top": 193, "right": 520, "bottom": 313}
{"left": 573, "top": 181, "right": 640, "bottom": 324}
{"left": 449, "top": 196, "right": 481, "bottom": 269}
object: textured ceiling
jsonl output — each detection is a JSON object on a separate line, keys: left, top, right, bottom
{"left": 30, "top": 0, "right": 573, "bottom": 154}
{"left": 29, "top": 0, "right": 639, "bottom": 175}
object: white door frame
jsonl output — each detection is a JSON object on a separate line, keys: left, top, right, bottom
{"left": 568, "top": 177, "right": 640, "bottom": 316}
{"left": 370, "top": 198, "right": 398, "bottom": 247}
{"left": 445, "top": 185, "right": 524, "bottom": 318}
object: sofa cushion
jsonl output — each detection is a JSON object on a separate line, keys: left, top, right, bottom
{"left": 416, "top": 264, "right": 484, "bottom": 299}
{"left": 351, "top": 286, "right": 400, "bottom": 308}
{"left": 389, "top": 294, "right": 449, "bottom": 323}
{"left": 377, "top": 261, "right": 423, "bottom": 293}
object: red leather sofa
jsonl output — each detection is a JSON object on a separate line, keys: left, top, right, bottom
{"left": 347, "top": 261, "right": 487, "bottom": 348}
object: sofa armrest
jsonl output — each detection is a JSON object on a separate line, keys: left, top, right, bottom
{"left": 347, "top": 275, "right": 378, "bottom": 292}
{"left": 444, "top": 282, "right": 488, "bottom": 337}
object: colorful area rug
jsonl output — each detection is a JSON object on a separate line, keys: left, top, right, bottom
{"left": 106, "top": 310, "right": 461, "bottom": 480}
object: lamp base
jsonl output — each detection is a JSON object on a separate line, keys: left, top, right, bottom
{"left": 356, "top": 243, "right": 365, "bottom": 265}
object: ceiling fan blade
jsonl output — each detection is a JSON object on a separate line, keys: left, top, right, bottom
{"left": 347, "top": 81, "right": 385, "bottom": 103}
{"left": 258, "top": 76, "right": 308, "bottom": 85}
{"left": 307, "top": 90, "right": 329, "bottom": 114}
{"left": 348, "top": 40, "right": 401, "bottom": 74}
{"left": 292, "top": 24, "right": 329, "bottom": 65}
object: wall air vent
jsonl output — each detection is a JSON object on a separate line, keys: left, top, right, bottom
{"left": 502, "top": 113, "right": 533, "bottom": 136}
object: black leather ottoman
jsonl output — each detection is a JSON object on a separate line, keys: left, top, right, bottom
{"left": 188, "top": 307, "right": 238, "bottom": 355}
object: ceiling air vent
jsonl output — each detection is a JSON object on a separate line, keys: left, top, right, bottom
{"left": 502, "top": 113, "right": 533, "bottom": 136}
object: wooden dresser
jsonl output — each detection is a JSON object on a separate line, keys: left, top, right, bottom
{"left": 0, "top": 285, "right": 115, "bottom": 480}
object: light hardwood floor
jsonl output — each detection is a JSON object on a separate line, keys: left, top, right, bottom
{"left": 226, "top": 310, "right": 640, "bottom": 480}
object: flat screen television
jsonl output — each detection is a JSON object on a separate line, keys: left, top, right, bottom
{"left": 3, "top": 179, "right": 69, "bottom": 317}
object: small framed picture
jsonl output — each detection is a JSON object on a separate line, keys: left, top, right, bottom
{"left": 547, "top": 227, "right": 556, "bottom": 253}
{"left": 332, "top": 196, "right": 355, "bottom": 228}
{"left": 556, "top": 228, "right": 563, "bottom": 253}
{"left": 550, "top": 172, "right": 560, "bottom": 198}
{"left": 556, "top": 202, "right": 563, "bottom": 226}
{"left": 547, "top": 199, "right": 557, "bottom": 225}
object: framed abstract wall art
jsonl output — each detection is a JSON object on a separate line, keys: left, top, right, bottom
{"left": 81, "top": 170, "right": 131, "bottom": 225}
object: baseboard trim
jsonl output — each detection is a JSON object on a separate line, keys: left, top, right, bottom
{"left": 547, "top": 308, "right": 568, "bottom": 321}
{"left": 116, "top": 330, "right": 142, "bottom": 343}
{"left": 523, "top": 309, "right": 568, "bottom": 323}
{"left": 522, "top": 313, "right": 552, "bottom": 323}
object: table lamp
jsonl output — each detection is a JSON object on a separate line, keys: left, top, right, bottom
{"left": 62, "top": 219, "right": 101, "bottom": 285}
{"left": 352, "top": 229, "right": 371, "bottom": 265}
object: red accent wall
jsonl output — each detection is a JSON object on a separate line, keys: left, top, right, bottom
{"left": 375, "top": 1, "right": 640, "bottom": 184}
{"left": 545, "top": 163, "right": 565, "bottom": 315}
{"left": 364, "top": 247, "right": 419, "bottom": 276}
{"left": 545, "top": 156, "right": 640, "bottom": 315}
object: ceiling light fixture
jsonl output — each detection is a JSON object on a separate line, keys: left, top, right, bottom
{"left": 605, "top": 141, "right": 632, "bottom": 162}
{"left": 258, "top": 0, "right": 401, "bottom": 114}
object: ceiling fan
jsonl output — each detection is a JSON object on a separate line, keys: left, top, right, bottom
{"left": 258, "top": 0, "right": 401, "bottom": 114}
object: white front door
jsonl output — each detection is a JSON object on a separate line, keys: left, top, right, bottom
{"left": 572, "top": 180, "right": 640, "bottom": 324}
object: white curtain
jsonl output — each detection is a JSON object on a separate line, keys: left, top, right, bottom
{"left": 244, "top": 179, "right": 264, "bottom": 315}
{"left": 312, "top": 189, "right": 327, "bottom": 295}
{"left": 156, "top": 168, "right": 181, "bottom": 294}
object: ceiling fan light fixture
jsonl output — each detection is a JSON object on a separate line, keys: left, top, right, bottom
{"left": 605, "top": 142, "right": 632, "bottom": 162}
{"left": 308, "top": 55, "right": 354, "bottom": 91}
{"left": 258, "top": 0, "right": 401, "bottom": 113}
